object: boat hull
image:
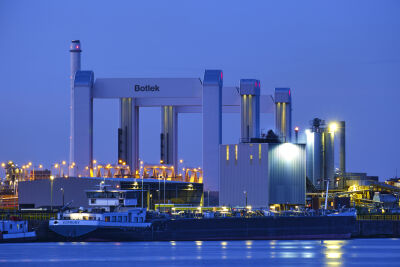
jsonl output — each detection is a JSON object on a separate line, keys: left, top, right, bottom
{"left": 0, "top": 231, "right": 37, "bottom": 243}
{"left": 48, "top": 216, "right": 355, "bottom": 242}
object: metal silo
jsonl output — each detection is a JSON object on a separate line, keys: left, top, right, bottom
{"left": 323, "top": 131, "right": 335, "bottom": 187}
{"left": 306, "top": 119, "right": 324, "bottom": 187}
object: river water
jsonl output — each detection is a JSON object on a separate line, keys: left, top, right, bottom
{"left": 0, "top": 239, "right": 399, "bottom": 266}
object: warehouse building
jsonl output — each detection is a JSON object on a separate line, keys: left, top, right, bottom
{"left": 219, "top": 143, "right": 306, "bottom": 208}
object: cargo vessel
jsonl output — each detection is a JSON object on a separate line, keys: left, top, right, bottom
{"left": 0, "top": 219, "right": 36, "bottom": 242}
{"left": 48, "top": 184, "right": 355, "bottom": 241}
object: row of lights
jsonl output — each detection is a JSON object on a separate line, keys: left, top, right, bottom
{"left": 1, "top": 157, "right": 202, "bottom": 179}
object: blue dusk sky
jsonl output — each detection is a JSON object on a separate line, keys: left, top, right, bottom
{"left": 0, "top": 0, "right": 399, "bottom": 180}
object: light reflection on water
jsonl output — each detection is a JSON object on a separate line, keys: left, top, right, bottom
{"left": 0, "top": 239, "right": 400, "bottom": 266}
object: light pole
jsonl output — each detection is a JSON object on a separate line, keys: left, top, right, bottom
{"left": 60, "top": 188, "right": 64, "bottom": 207}
{"left": 149, "top": 194, "right": 152, "bottom": 210}
{"left": 61, "top": 161, "right": 67, "bottom": 177}
{"left": 141, "top": 175, "right": 144, "bottom": 209}
{"left": 54, "top": 163, "right": 60, "bottom": 178}
{"left": 50, "top": 175, "right": 54, "bottom": 210}
{"left": 244, "top": 190, "right": 248, "bottom": 208}
{"left": 140, "top": 160, "right": 144, "bottom": 209}
{"left": 158, "top": 178, "right": 161, "bottom": 211}
{"left": 163, "top": 176, "right": 166, "bottom": 212}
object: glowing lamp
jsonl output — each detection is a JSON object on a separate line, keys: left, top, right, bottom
{"left": 329, "top": 122, "right": 338, "bottom": 133}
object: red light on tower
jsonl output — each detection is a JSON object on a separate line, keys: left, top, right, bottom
{"left": 220, "top": 72, "right": 223, "bottom": 80}
{"left": 75, "top": 45, "right": 79, "bottom": 49}
{"left": 294, "top": 126, "right": 299, "bottom": 143}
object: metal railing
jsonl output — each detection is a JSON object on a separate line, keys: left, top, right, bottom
{"left": 0, "top": 212, "right": 57, "bottom": 221}
{"left": 357, "top": 214, "right": 400, "bottom": 221}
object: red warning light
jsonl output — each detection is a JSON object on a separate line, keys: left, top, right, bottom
{"left": 220, "top": 72, "right": 223, "bottom": 80}
{"left": 76, "top": 45, "right": 79, "bottom": 49}
{"left": 289, "top": 89, "right": 291, "bottom": 96}
{"left": 294, "top": 126, "right": 299, "bottom": 132}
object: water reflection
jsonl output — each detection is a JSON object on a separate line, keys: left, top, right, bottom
{"left": 2, "top": 239, "right": 397, "bottom": 266}
{"left": 221, "top": 241, "right": 228, "bottom": 249}
{"left": 246, "top": 240, "right": 252, "bottom": 249}
{"left": 301, "top": 252, "right": 314, "bottom": 258}
{"left": 323, "top": 240, "right": 346, "bottom": 266}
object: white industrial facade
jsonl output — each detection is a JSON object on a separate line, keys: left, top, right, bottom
{"left": 220, "top": 143, "right": 269, "bottom": 207}
{"left": 219, "top": 143, "right": 306, "bottom": 208}
{"left": 68, "top": 40, "right": 274, "bottom": 191}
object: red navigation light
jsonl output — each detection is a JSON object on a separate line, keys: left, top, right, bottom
{"left": 220, "top": 72, "right": 223, "bottom": 80}
{"left": 289, "top": 89, "right": 291, "bottom": 96}
{"left": 75, "top": 45, "right": 79, "bottom": 49}
{"left": 294, "top": 126, "right": 299, "bottom": 132}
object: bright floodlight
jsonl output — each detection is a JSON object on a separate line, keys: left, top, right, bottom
{"left": 329, "top": 122, "right": 338, "bottom": 133}
{"left": 280, "top": 143, "right": 298, "bottom": 161}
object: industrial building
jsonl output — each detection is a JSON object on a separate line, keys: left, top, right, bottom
{"left": 219, "top": 143, "right": 306, "bottom": 207}
{"left": 40, "top": 40, "right": 307, "bottom": 210}
{"left": 68, "top": 40, "right": 275, "bottom": 192}
{"left": 8, "top": 39, "right": 399, "bottom": 213}
{"left": 219, "top": 86, "right": 306, "bottom": 208}
{"left": 18, "top": 177, "right": 203, "bottom": 210}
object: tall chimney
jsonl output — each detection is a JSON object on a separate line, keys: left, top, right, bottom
{"left": 69, "top": 40, "right": 81, "bottom": 176}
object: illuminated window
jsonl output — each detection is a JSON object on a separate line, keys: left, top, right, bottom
{"left": 235, "top": 145, "right": 238, "bottom": 161}
{"left": 226, "top": 146, "right": 229, "bottom": 161}
{"left": 259, "top": 144, "right": 262, "bottom": 160}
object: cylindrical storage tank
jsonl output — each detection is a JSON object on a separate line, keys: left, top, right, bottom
{"left": 313, "top": 131, "right": 322, "bottom": 186}
{"left": 306, "top": 130, "right": 323, "bottom": 187}
{"left": 323, "top": 131, "right": 335, "bottom": 184}
{"left": 306, "top": 131, "right": 314, "bottom": 183}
